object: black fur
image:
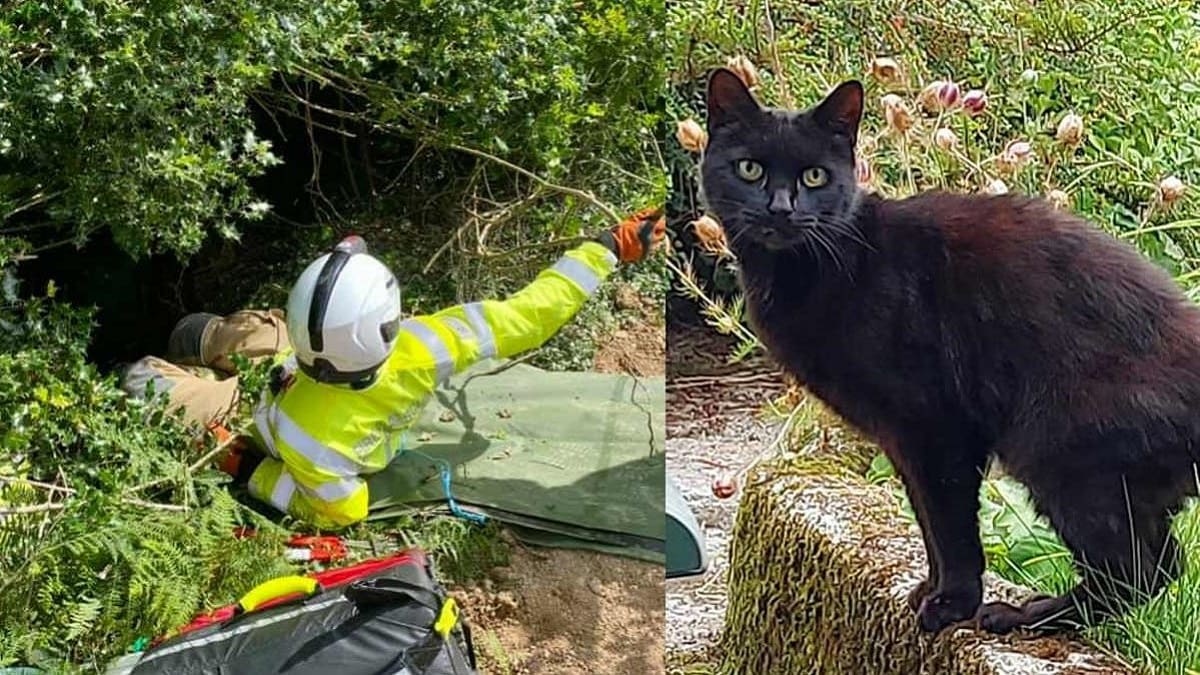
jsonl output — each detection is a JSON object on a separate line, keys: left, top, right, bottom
{"left": 700, "top": 68, "right": 1199, "bottom": 634}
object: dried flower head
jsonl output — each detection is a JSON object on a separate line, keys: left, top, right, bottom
{"left": 995, "top": 140, "right": 1032, "bottom": 174}
{"left": 725, "top": 55, "right": 759, "bottom": 88}
{"left": 691, "top": 214, "right": 729, "bottom": 256}
{"left": 1055, "top": 113, "right": 1085, "bottom": 147}
{"left": 676, "top": 118, "right": 707, "bottom": 153}
{"left": 934, "top": 127, "right": 959, "bottom": 151}
{"left": 1005, "top": 139, "right": 1033, "bottom": 163}
{"left": 881, "top": 94, "right": 913, "bottom": 133}
{"left": 855, "top": 156, "right": 873, "bottom": 186}
{"left": 1159, "top": 176, "right": 1186, "bottom": 205}
{"left": 962, "top": 89, "right": 988, "bottom": 116}
{"left": 871, "top": 57, "right": 901, "bottom": 83}
{"left": 985, "top": 178, "right": 1009, "bottom": 195}
{"left": 1047, "top": 189, "right": 1070, "bottom": 210}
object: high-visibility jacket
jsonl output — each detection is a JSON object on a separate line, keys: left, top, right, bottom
{"left": 246, "top": 241, "right": 618, "bottom": 529}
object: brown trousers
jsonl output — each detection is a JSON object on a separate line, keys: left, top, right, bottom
{"left": 120, "top": 309, "right": 289, "bottom": 429}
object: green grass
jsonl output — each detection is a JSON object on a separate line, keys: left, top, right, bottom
{"left": 357, "top": 511, "right": 511, "bottom": 585}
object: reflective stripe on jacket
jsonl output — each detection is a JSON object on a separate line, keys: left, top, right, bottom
{"left": 246, "top": 241, "right": 618, "bottom": 528}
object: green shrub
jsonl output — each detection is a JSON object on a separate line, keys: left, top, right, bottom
{"left": 0, "top": 0, "right": 664, "bottom": 267}
{"left": 0, "top": 2, "right": 666, "bottom": 670}
{"left": 0, "top": 278, "right": 291, "bottom": 669}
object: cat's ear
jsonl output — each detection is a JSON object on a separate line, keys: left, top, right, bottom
{"left": 706, "top": 68, "right": 761, "bottom": 128}
{"left": 812, "top": 80, "right": 864, "bottom": 140}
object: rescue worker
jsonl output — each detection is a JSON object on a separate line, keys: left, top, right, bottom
{"left": 120, "top": 207, "right": 665, "bottom": 529}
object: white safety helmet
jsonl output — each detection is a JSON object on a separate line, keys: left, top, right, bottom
{"left": 286, "top": 236, "right": 402, "bottom": 384}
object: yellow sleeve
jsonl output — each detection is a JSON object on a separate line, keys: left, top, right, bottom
{"left": 247, "top": 456, "right": 369, "bottom": 530}
{"left": 392, "top": 241, "right": 618, "bottom": 388}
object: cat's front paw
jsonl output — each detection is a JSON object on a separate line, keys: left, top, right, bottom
{"left": 976, "top": 601, "right": 1024, "bottom": 634}
{"left": 906, "top": 578, "right": 934, "bottom": 613}
{"left": 977, "top": 595, "right": 1056, "bottom": 635}
{"left": 917, "top": 587, "right": 981, "bottom": 633}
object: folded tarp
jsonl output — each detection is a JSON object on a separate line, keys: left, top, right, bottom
{"left": 366, "top": 359, "right": 666, "bottom": 563}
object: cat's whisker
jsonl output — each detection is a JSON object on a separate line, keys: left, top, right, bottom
{"left": 810, "top": 228, "right": 847, "bottom": 274}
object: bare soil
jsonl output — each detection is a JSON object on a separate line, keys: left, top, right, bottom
{"left": 593, "top": 282, "right": 665, "bottom": 377}
{"left": 454, "top": 542, "right": 664, "bottom": 675}
{"left": 451, "top": 283, "right": 666, "bottom": 675}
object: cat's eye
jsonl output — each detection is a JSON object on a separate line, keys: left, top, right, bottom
{"left": 735, "top": 159, "right": 764, "bottom": 182}
{"left": 801, "top": 167, "right": 828, "bottom": 188}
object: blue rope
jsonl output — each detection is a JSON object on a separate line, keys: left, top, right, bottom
{"left": 398, "top": 433, "right": 488, "bottom": 525}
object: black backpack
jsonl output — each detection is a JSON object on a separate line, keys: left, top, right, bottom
{"left": 112, "top": 549, "right": 476, "bottom": 675}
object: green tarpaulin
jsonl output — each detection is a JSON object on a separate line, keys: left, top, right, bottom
{"left": 366, "top": 359, "right": 665, "bottom": 563}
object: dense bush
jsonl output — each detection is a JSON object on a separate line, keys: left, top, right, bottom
{"left": 0, "top": 0, "right": 664, "bottom": 263}
{"left": 0, "top": 277, "right": 292, "bottom": 669}
{"left": 0, "top": 0, "right": 665, "bottom": 670}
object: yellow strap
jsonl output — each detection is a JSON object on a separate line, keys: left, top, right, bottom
{"left": 434, "top": 597, "right": 459, "bottom": 638}
{"left": 237, "top": 575, "right": 319, "bottom": 614}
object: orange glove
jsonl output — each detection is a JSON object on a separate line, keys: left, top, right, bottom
{"left": 207, "top": 422, "right": 258, "bottom": 481}
{"left": 597, "top": 207, "right": 666, "bottom": 263}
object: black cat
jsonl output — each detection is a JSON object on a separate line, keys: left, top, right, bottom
{"left": 699, "top": 67, "right": 1199, "bottom": 634}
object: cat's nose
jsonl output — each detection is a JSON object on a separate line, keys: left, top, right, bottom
{"left": 768, "top": 188, "right": 793, "bottom": 214}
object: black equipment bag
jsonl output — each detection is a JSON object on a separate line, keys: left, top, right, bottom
{"left": 118, "top": 549, "right": 477, "bottom": 675}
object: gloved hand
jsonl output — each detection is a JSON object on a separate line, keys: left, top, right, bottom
{"left": 208, "top": 422, "right": 261, "bottom": 484}
{"left": 596, "top": 206, "right": 666, "bottom": 263}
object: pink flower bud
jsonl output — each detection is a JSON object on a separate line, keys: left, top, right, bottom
{"left": 962, "top": 89, "right": 988, "bottom": 116}
{"left": 937, "top": 81, "right": 961, "bottom": 109}
{"left": 934, "top": 128, "right": 958, "bottom": 151}
{"left": 676, "top": 118, "right": 707, "bottom": 153}
{"left": 1056, "top": 113, "right": 1085, "bottom": 147}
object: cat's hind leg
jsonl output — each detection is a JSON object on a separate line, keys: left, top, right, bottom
{"left": 978, "top": 470, "right": 1182, "bottom": 634}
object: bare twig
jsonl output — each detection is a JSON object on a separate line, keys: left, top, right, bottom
{"left": 0, "top": 503, "right": 65, "bottom": 516}
{"left": 473, "top": 235, "right": 591, "bottom": 261}
{"left": 3, "top": 191, "right": 61, "bottom": 220}
{"left": 0, "top": 494, "right": 184, "bottom": 516}
{"left": 459, "top": 351, "right": 542, "bottom": 390}
{"left": 762, "top": 0, "right": 793, "bottom": 108}
{"left": 446, "top": 143, "right": 620, "bottom": 223}
{"left": 0, "top": 475, "right": 72, "bottom": 493}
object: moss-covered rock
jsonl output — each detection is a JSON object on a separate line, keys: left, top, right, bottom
{"left": 719, "top": 468, "right": 1131, "bottom": 674}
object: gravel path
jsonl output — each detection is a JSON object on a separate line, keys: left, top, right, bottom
{"left": 665, "top": 316, "right": 788, "bottom": 663}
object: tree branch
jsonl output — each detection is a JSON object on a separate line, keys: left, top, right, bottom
{"left": 445, "top": 143, "right": 620, "bottom": 223}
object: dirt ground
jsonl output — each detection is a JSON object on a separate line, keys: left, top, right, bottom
{"left": 454, "top": 543, "right": 665, "bottom": 675}
{"left": 453, "top": 282, "right": 666, "bottom": 675}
